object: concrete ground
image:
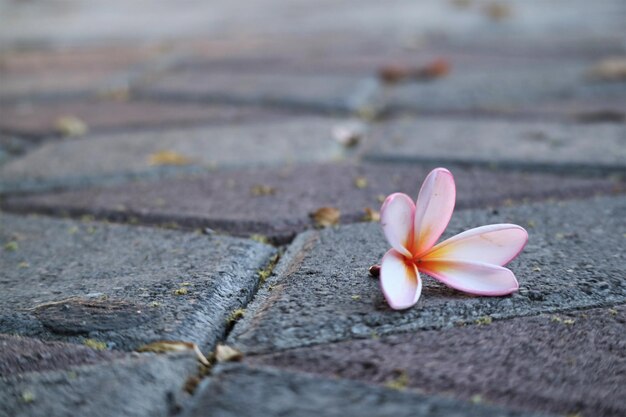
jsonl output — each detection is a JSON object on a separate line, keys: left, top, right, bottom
{"left": 1, "top": 1, "right": 625, "bottom": 416}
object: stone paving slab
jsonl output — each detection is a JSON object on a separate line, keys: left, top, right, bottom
{"left": 180, "top": 36, "right": 625, "bottom": 77}
{"left": 250, "top": 305, "right": 626, "bottom": 417}
{"left": 0, "top": 334, "right": 122, "bottom": 377}
{"left": 0, "top": 45, "right": 164, "bottom": 74}
{"left": 229, "top": 195, "right": 626, "bottom": 354}
{"left": 3, "top": 164, "right": 621, "bottom": 243}
{"left": 0, "top": 117, "right": 344, "bottom": 193}
{"left": 380, "top": 59, "right": 626, "bottom": 118}
{"left": 0, "top": 351, "right": 197, "bottom": 417}
{"left": 0, "top": 132, "right": 31, "bottom": 159}
{"left": 0, "top": 99, "right": 292, "bottom": 138}
{"left": 2, "top": 0, "right": 624, "bottom": 49}
{"left": 0, "top": 212, "right": 275, "bottom": 351}
{"left": 185, "top": 363, "right": 547, "bottom": 417}
{"left": 375, "top": 57, "right": 626, "bottom": 121}
{"left": 0, "top": 69, "right": 125, "bottom": 101}
{"left": 364, "top": 118, "right": 626, "bottom": 174}
{"left": 0, "top": 45, "right": 165, "bottom": 101}
{"left": 136, "top": 70, "right": 379, "bottom": 113}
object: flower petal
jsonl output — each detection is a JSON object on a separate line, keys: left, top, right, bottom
{"left": 422, "top": 224, "right": 528, "bottom": 266}
{"left": 380, "top": 249, "right": 422, "bottom": 310}
{"left": 380, "top": 193, "right": 415, "bottom": 257}
{"left": 413, "top": 168, "right": 456, "bottom": 257}
{"left": 419, "top": 260, "right": 519, "bottom": 296}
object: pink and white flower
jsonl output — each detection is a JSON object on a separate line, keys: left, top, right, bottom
{"left": 379, "top": 168, "right": 528, "bottom": 310}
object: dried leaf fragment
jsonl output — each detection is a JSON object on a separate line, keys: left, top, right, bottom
{"left": 55, "top": 115, "right": 88, "bottom": 137}
{"left": 148, "top": 150, "right": 192, "bottom": 166}
{"left": 362, "top": 207, "right": 380, "bottom": 222}
{"left": 379, "top": 58, "right": 450, "bottom": 84}
{"left": 310, "top": 207, "right": 341, "bottom": 227}
{"left": 483, "top": 2, "right": 512, "bottom": 20}
{"left": 258, "top": 268, "right": 271, "bottom": 282}
{"left": 21, "top": 391, "right": 35, "bottom": 403}
{"left": 384, "top": 370, "right": 409, "bottom": 390}
{"left": 250, "top": 184, "right": 276, "bottom": 196}
{"left": 4, "top": 241, "right": 18, "bottom": 251}
{"left": 137, "top": 341, "right": 209, "bottom": 365}
{"left": 354, "top": 176, "right": 368, "bottom": 189}
{"left": 474, "top": 316, "right": 493, "bottom": 326}
{"left": 471, "top": 394, "right": 483, "bottom": 404}
{"left": 249, "top": 234, "right": 270, "bottom": 244}
{"left": 379, "top": 64, "right": 412, "bottom": 83}
{"left": 174, "top": 288, "right": 189, "bottom": 296}
{"left": 98, "top": 87, "right": 131, "bottom": 101}
{"left": 587, "top": 57, "right": 626, "bottom": 81}
{"left": 215, "top": 344, "right": 243, "bottom": 363}
{"left": 226, "top": 308, "right": 245, "bottom": 324}
{"left": 83, "top": 339, "right": 107, "bottom": 350}
{"left": 332, "top": 121, "right": 366, "bottom": 147}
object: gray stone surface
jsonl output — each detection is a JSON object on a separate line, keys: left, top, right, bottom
{"left": 0, "top": 334, "right": 121, "bottom": 377}
{"left": 185, "top": 364, "right": 547, "bottom": 417}
{"left": 0, "top": 117, "right": 344, "bottom": 193}
{"left": 0, "top": 68, "right": 117, "bottom": 100}
{"left": 250, "top": 305, "right": 626, "bottom": 417}
{"left": 364, "top": 118, "right": 626, "bottom": 174}
{"left": 230, "top": 196, "right": 626, "bottom": 354}
{"left": 0, "top": 133, "right": 31, "bottom": 159}
{"left": 0, "top": 213, "right": 276, "bottom": 351}
{"left": 0, "top": 351, "right": 197, "bottom": 417}
{"left": 3, "top": 163, "right": 621, "bottom": 243}
{"left": 0, "top": 45, "right": 164, "bottom": 100}
{"left": 137, "top": 70, "right": 380, "bottom": 113}
{"left": 2, "top": 0, "right": 624, "bottom": 50}
{"left": 0, "top": 99, "right": 290, "bottom": 138}
{"left": 380, "top": 59, "right": 626, "bottom": 117}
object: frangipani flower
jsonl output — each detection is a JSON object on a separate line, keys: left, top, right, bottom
{"left": 380, "top": 168, "right": 528, "bottom": 310}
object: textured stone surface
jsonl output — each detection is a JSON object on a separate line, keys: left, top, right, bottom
{"left": 0, "top": 117, "right": 344, "bottom": 193}
{"left": 0, "top": 133, "right": 31, "bottom": 159}
{"left": 2, "top": 0, "right": 624, "bottom": 49}
{"left": 185, "top": 364, "right": 545, "bottom": 417}
{"left": 179, "top": 34, "right": 626, "bottom": 79}
{"left": 230, "top": 196, "right": 626, "bottom": 354}
{"left": 137, "top": 70, "right": 379, "bottom": 113}
{"left": 0, "top": 352, "right": 197, "bottom": 417}
{"left": 250, "top": 305, "right": 626, "bottom": 417}
{"left": 365, "top": 118, "right": 626, "bottom": 173}
{"left": 0, "top": 334, "right": 121, "bottom": 377}
{"left": 0, "top": 100, "right": 289, "bottom": 138}
{"left": 381, "top": 59, "right": 626, "bottom": 118}
{"left": 2, "top": 1, "right": 625, "bottom": 415}
{"left": 0, "top": 45, "right": 164, "bottom": 100}
{"left": 0, "top": 213, "right": 275, "bottom": 351}
{"left": 3, "top": 163, "right": 621, "bottom": 242}
{"left": 0, "top": 68, "right": 119, "bottom": 100}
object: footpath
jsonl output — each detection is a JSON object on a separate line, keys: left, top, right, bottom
{"left": 1, "top": 1, "right": 625, "bottom": 416}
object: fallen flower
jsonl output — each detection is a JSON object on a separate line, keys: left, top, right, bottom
{"left": 379, "top": 168, "right": 527, "bottom": 309}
